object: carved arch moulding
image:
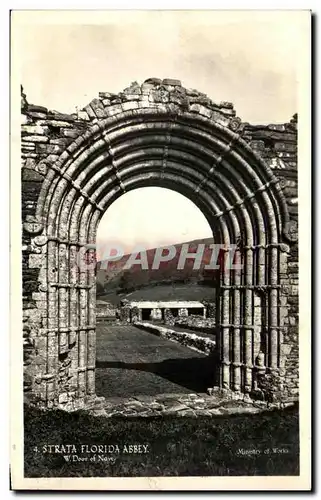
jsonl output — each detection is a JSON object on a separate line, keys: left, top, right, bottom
{"left": 21, "top": 79, "right": 298, "bottom": 409}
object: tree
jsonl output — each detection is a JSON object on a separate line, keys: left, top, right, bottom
{"left": 118, "top": 270, "right": 132, "bottom": 292}
{"left": 96, "top": 282, "right": 104, "bottom": 296}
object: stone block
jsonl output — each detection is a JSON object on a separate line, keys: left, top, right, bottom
{"left": 106, "top": 105, "right": 123, "bottom": 117}
{"left": 162, "top": 78, "right": 181, "bottom": 86}
{"left": 47, "top": 112, "right": 75, "bottom": 122}
{"left": 281, "top": 344, "right": 292, "bottom": 356}
{"left": 77, "top": 110, "right": 90, "bottom": 121}
{"left": 22, "top": 135, "right": 49, "bottom": 143}
{"left": 267, "top": 124, "right": 286, "bottom": 131}
{"left": 23, "top": 221, "right": 43, "bottom": 235}
{"left": 29, "top": 254, "right": 44, "bottom": 268}
{"left": 274, "top": 142, "right": 297, "bottom": 152}
{"left": 211, "top": 112, "right": 229, "bottom": 127}
{"left": 109, "top": 95, "right": 122, "bottom": 104}
{"left": 141, "top": 84, "right": 156, "bottom": 94}
{"left": 98, "top": 92, "right": 116, "bottom": 99}
{"left": 122, "top": 101, "right": 139, "bottom": 111}
{"left": 22, "top": 168, "right": 44, "bottom": 182}
{"left": 44, "top": 120, "right": 75, "bottom": 128}
{"left": 28, "top": 104, "right": 48, "bottom": 113}
{"left": 21, "top": 124, "right": 49, "bottom": 135}
{"left": 149, "top": 89, "right": 169, "bottom": 103}
{"left": 50, "top": 138, "right": 70, "bottom": 146}
{"left": 219, "top": 101, "right": 233, "bottom": 109}
{"left": 62, "top": 129, "right": 81, "bottom": 138}
{"left": 27, "top": 112, "right": 48, "bottom": 121}
{"left": 22, "top": 145, "right": 36, "bottom": 153}
{"left": 121, "top": 94, "right": 141, "bottom": 101}
{"left": 88, "top": 98, "right": 108, "bottom": 119}
{"left": 221, "top": 108, "right": 236, "bottom": 117}
{"left": 189, "top": 103, "right": 202, "bottom": 114}
{"left": 144, "top": 77, "right": 162, "bottom": 85}
{"left": 188, "top": 95, "right": 210, "bottom": 106}
{"left": 58, "top": 393, "right": 69, "bottom": 404}
{"left": 289, "top": 316, "right": 297, "bottom": 326}
{"left": 37, "top": 144, "right": 62, "bottom": 154}
{"left": 123, "top": 82, "right": 142, "bottom": 95}
{"left": 198, "top": 105, "right": 213, "bottom": 118}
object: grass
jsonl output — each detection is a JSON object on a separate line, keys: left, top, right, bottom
{"left": 24, "top": 403, "right": 299, "bottom": 477}
{"left": 95, "top": 324, "right": 212, "bottom": 397}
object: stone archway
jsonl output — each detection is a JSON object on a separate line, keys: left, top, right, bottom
{"left": 21, "top": 79, "right": 298, "bottom": 408}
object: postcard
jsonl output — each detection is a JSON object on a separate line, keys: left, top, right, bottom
{"left": 10, "top": 9, "right": 311, "bottom": 490}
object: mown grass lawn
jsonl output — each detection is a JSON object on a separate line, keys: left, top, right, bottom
{"left": 95, "top": 324, "right": 214, "bottom": 397}
{"left": 24, "top": 403, "right": 299, "bottom": 477}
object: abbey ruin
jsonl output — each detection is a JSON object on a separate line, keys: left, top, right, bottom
{"left": 21, "top": 78, "right": 299, "bottom": 409}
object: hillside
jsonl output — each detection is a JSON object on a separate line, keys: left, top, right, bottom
{"left": 96, "top": 237, "right": 224, "bottom": 300}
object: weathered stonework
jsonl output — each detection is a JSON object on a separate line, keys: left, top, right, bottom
{"left": 119, "top": 299, "right": 206, "bottom": 324}
{"left": 96, "top": 300, "right": 117, "bottom": 320}
{"left": 20, "top": 79, "right": 298, "bottom": 408}
{"left": 174, "top": 315, "right": 217, "bottom": 334}
{"left": 135, "top": 321, "right": 216, "bottom": 355}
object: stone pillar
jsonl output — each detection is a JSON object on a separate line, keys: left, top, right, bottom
{"left": 164, "top": 308, "right": 174, "bottom": 326}
{"left": 221, "top": 249, "right": 231, "bottom": 390}
{"left": 253, "top": 293, "right": 262, "bottom": 362}
{"left": 232, "top": 249, "right": 241, "bottom": 392}
{"left": 119, "top": 305, "right": 131, "bottom": 323}
{"left": 244, "top": 247, "right": 254, "bottom": 394}
{"left": 207, "top": 302, "right": 215, "bottom": 318}
{"left": 131, "top": 306, "right": 140, "bottom": 323}
{"left": 87, "top": 245, "right": 96, "bottom": 396}
{"left": 257, "top": 244, "right": 266, "bottom": 369}
{"left": 46, "top": 240, "right": 58, "bottom": 406}
{"left": 150, "top": 309, "right": 156, "bottom": 320}
{"left": 69, "top": 244, "right": 79, "bottom": 393}
{"left": 269, "top": 246, "right": 279, "bottom": 370}
{"left": 178, "top": 308, "right": 188, "bottom": 317}
{"left": 254, "top": 351, "right": 266, "bottom": 391}
{"left": 78, "top": 259, "right": 88, "bottom": 399}
{"left": 58, "top": 243, "right": 68, "bottom": 356}
{"left": 150, "top": 308, "right": 162, "bottom": 320}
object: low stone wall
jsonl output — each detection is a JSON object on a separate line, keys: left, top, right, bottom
{"left": 96, "top": 301, "right": 117, "bottom": 319}
{"left": 135, "top": 321, "right": 216, "bottom": 355}
{"left": 174, "top": 315, "right": 217, "bottom": 334}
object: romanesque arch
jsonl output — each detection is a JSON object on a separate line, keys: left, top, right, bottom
{"left": 21, "top": 79, "right": 299, "bottom": 408}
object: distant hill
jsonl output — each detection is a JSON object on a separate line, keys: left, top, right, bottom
{"left": 96, "top": 237, "right": 223, "bottom": 299}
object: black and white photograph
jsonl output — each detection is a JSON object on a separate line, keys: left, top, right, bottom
{"left": 10, "top": 9, "right": 311, "bottom": 490}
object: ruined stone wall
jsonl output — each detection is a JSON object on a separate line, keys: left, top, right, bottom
{"left": 174, "top": 315, "right": 217, "bottom": 334}
{"left": 96, "top": 301, "right": 117, "bottom": 319}
{"left": 242, "top": 115, "right": 299, "bottom": 400}
{"left": 20, "top": 79, "right": 298, "bottom": 405}
{"left": 21, "top": 89, "right": 93, "bottom": 403}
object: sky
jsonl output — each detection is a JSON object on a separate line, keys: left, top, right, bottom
{"left": 15, "top": 10, "right": 308, "bottom": 250}
{"left": 96, "top": 187, "right": 212, "bottom": 256}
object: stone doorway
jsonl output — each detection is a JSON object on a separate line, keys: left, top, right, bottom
{"left": 21, "top": 79, "right": 298, "bottom": 408}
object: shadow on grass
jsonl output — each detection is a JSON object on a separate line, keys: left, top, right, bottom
{"left": 24, "top": 402, "right": 299, "bottom": 478}
{"left": 96, "top": 353, "right": 218, "bottom": 393}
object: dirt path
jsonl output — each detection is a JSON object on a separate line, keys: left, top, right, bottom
{"left": 95, "top": 324, "right": 215, "bottom": 398}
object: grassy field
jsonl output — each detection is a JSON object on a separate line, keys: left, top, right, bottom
{"left": 98, "top": 283, "right": 216, "bottom": 306}
{"left": 95, "top": 324, "right": 213, "bottom": 398}
{"left": 96, "top": 237, "right": 217, "bottom": 300}
{"left": 24, "top": 403, "right": 299, "bottom": 477}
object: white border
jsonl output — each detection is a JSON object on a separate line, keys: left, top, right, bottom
{"left": 5, "top": 4, "right": 315, "bottom": 495}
